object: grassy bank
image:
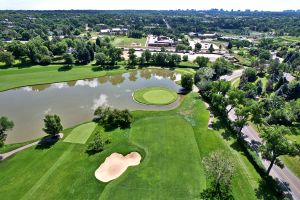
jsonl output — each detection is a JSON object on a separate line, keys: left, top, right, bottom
{"left": 0, "top": 64, "right": 131, "bottom": 92}
{"left": 0, "top": 93, "right": 279, "bottom": 199}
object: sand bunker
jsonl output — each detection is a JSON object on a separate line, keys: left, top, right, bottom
{"left": 95, "top": 152, "right": 141, "bottom": 182}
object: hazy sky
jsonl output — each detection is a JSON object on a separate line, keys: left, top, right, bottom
{"left": 1, "top": 0, "right": 300, "bottom": 11}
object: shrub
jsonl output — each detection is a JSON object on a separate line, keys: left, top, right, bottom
{"left": 86, "top": 132, "right": 105, "bottom": 153}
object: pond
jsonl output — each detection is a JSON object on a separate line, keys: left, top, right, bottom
{"left": 0, "top": 69, "right": 182, "bottom": 144}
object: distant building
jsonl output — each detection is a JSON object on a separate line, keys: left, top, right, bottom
{"left": 198, "top": 33, "right": 218, "bottom": 39}
{"left": 100, "top": 29, "right": 111, "bottom": 35}
{"left": 148, "top": 35, "right": 175, "bottom": 47}
{"left": 111, "top": 28, "right": 128, "bottom": 35}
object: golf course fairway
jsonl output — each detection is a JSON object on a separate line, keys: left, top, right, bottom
{"left": 0, "top": 93, "right": 278, "bottom": 200}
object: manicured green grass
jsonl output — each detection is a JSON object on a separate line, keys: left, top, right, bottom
{"left": 232, "top": 77, "right": 240, "bottom": 87}
{"left": 133, "top": 86, "right": 178, "bottom": 105}
{"left": 0, "top": 93, "right": 278, "bottom": 199}
{"left": 178, "top": 61, "right": 198, "bottom": 68}
{"left": 0, "top": 65, "right": 129, "bottom": 92}
{"left": 112, "top": 36, "right": 146, "bottom": 47}
{"left": 64, "top": 122, "right": 97, "bottom": 144}
{"left": 174, "top": 67, "right": 196, "bottom": 75}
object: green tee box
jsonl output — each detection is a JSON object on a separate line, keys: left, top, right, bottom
{"left": 64, "top": 122, "right": 97, "bottom": 144}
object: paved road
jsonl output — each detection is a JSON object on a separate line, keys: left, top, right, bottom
{"left": 0, "top": 133, "right": 64, "bottom": 161}
{"left": 163, "top": 18, "right": 171, "bottom": 29}
{"left": 223, "top": 70, "right": 300, "bottom": 199}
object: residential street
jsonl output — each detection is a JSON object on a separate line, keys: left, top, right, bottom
{"left": 220, "top": 70, "right": 300, "bottom": 200}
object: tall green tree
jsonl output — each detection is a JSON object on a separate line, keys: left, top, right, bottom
{"left": 201, "top": 151, "right": 235, "bottom": 200}
{"left": 194, "top": 56, "right": 209, "bottom": 68}
{"left": 0, "top": 117, "right": 14, "bottom": 146}
{"left": 143, "top": 49, "right": 152, "bottom": 63}
{"left": 63, "top": 54, "right": 75, "bottom": 67}
{"left": 209, "top": 44, "right": 215, "bottom": 53}
{"left": 260, "top": 126, "right": 299, "bottom": 175}
{"left": 128, "top": 48, "right": 137, "bottom": 68}
{"left": 43, "top": 115, "right": 63, "bottom": 136}
{"left": 194, "top": 42, "right": 202, "bottom": 52}
{"left": 181, "top": 74, "right": 193, "bottom": 91}
{"left": 0, "top": 51, "right": 15, "bottom": 66}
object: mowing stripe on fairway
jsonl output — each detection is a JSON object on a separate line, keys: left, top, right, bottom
{"left": 20, "top": 145, "right": 75, "bottom": 200}
{"left": 64, "top": 122, "right": 97, "bottom": 144}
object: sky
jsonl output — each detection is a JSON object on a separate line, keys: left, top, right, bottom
{"left": 1, "top": 0, "right": 300, "bottom": 11}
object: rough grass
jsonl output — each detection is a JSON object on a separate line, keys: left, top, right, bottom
{"left": 281, "top": 135, "right": 300, "bottom": 179}
{"left": 0, "top": 93, "right": 279, "bottom": 200}
{"left": 112, "top": 36, "right": 146, "bottom": 47}
{"left": 64, "top": 122, "right": 97, "bottom": 144}
{"left": 133, "top": 86, "right": 178, "bottom": 105}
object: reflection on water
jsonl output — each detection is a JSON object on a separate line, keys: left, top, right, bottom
{"left": 0, "top": 69, "right": 181, "bottom": 144}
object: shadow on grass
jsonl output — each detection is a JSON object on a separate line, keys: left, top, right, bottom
{"left": 58, "top": 65, "right": 73, "bottom": 72}
{"left": 91, "top": 65, "right": 120, "bottom": 72}
{"left": 35, "top": 135, "right": 60, "bottom": 150}
{"left": 255, "top": 177, "right": 287, "bottom": 200}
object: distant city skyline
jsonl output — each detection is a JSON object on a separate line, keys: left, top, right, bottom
{"left": 1, "top": 0, "right": 300, "bottom": 11}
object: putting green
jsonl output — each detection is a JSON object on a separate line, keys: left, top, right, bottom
{"left": 133, "top": 87, "right": 178, "bottom": 105}
{"left": 64, "top": 122, "right": 97, "bottom": 144}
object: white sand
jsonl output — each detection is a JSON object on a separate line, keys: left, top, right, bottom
{"left": 95, "top": 152, "right": 141, "bottom": 182}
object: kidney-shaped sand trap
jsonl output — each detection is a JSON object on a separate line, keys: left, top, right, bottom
{"left": 95, "top": 152, "right": 141, "bottom": 182}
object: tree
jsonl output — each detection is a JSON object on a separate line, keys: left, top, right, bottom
{"left": 243, "top": 67, "right": 257, "bottom": 82}
{"left": 7, "top": 41, "right": 28, "bottom": 59}
{"left": 266, "top": 79, "right": 273, "bottom": 93}
{"left": 201, "top": 151, "right": 235, "bottom": 200}
{"left": 0, "top": 51, "right": 15, "bottom": 66}
{"left": 227, "top": 41, "right": 233, "bottom": 49}
{"left": 63, "top": 54, "right": 75, "bottom": 67}
{"left": 0, "top": 117, "right": 14, "bottom": 146}
{"left": 86, "top": 131, "right": 105, "bottom": 153}
{"left": 139, "top": 53, "right": 146, "bottom": 66}
{"left": 52, "top": 41, "right": 67, "bottom": 56}
{"left": 181, "top": 74, "right": 193, "bottom": 91}
{"left": 96, "top": 37, "right": 101, "bottom": 46}
{"left": 194, "top": 56, "right": 209, "bottom": 68}
{"left": 94, "top": 106, "right": 133, "bottom": 130}
{"left": 107, "top": 47, "right": 122, "bottom": 65}
{"left": 234, "top": 101, "right": 262, "bottom": 137}
{"left": 219, "top": 44, "right": 222, "bottom": 51}
{"left": 26, "top": 37, "right": 51, "bottom": 64}
{"left": 256, "top": 80, "right": 263, "bottom": 96}
{"left": 143, "top": 49, "right": 152, "bottom": 63}
{"left": 194, "top": 42, "right": 202, "bottom": 52}
{"left": 43, "top": 115, "right": 63, "bottom": 136}
{"left": 260, "top": 126, "right": 299, "bottom": 175}
{"left": 212, "top": 58, "right": 231, "bottom": 78}
{"left": 76, "top": 48, "right": 91, "bottom": 64}
{"left": 209, "top": 44, "right": 215, "bottom": 53}
{"left": 182, "top": 55, "right": 188, "bottom": 62}
{"left": 227, "top": 88, "right": 245, "bottom": 114}
{"left": 259, "top": 50, "right": 271, "bottom": 60}
{"left": 128, "top": 48, "right": 137, "bottom": 67}
{"left": 95, "top": 53, "right": 107, "bottom": 66}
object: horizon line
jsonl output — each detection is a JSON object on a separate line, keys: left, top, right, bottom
{"left": 1, "top": 8, "right": 300, "bottom": 12}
